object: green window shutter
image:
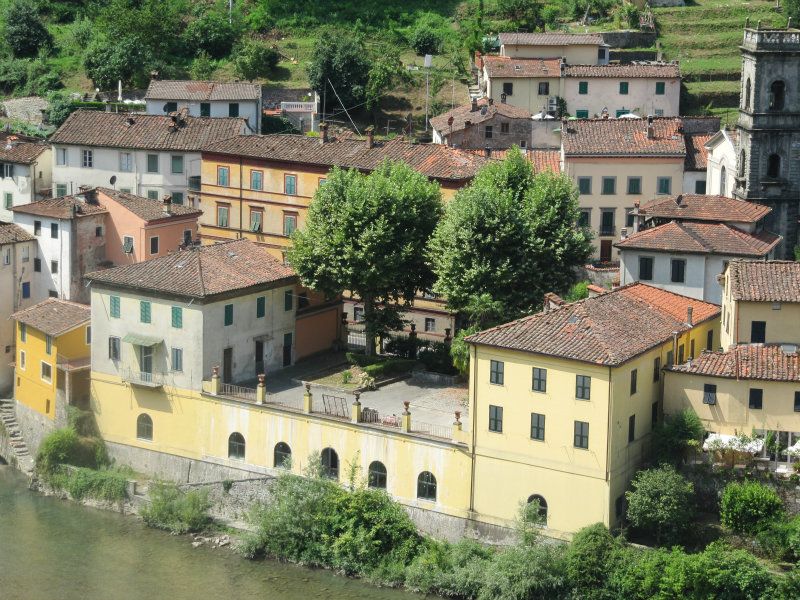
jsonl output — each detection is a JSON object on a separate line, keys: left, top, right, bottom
{"left": 147, "top": 154, "right": 159, "bottom": 173}
{"left": 224, "top": 304, "right": 233, "bottom": 326}
{"left": 140, "top": 301, "right": 151, "bottom": 324}
{"left": 575, "top": 110, "right": 589, "bottom": 119}
{"left": 284, "top": 290, "right": 293, "bottom": 311}
{"left": 578, "top": 81, "right": 588, "bottom": 95}
{"left": 171, "top": 306, "right": 182, "bottom": 328}
{"left": 110, "top": 296, "right": 120, "bottom": 318}
{"left": 256, "top": 296, "right": 266, "bottom": 318}
{"left": 655, "top": 81, "right": 666, "bottom": 95}
{"left": 619, "top": 81, "right": 629, "bottom": 95}
{"left": 171, "top": 155, "right": 184, "bottom": 174}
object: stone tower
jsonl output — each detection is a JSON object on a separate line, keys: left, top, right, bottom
{"left": 735, "top": 23, "right": 800, "bottom": 257}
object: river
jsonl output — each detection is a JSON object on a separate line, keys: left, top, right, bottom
{"left": 0, "top": 466, "right": 416, "bottom": 600}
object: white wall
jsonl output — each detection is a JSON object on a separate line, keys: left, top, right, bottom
{"left": 706, "top": 138, "right": 736, "bottom": 197}
{"left": 682, "top": 171, "right": 707, "bottom": 194}
{"left": 563, "top": 77, "right": 680, "bottom": 118}
{"left": 0, "top": 152, "right": 52, "bottom": 221}
{"left": 145, "top": 100, "right": 260, "bottom": 133}
{"left": 618, "top": 250, "right": 707, "bottom": 301}
{"left": 13, "top": 213, "right": 73, "bottom": 300}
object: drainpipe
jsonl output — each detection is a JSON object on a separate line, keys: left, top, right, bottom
{"left": 468, "top": 343, "right": 478, "bottom": 514}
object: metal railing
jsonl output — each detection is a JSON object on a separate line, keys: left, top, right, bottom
{"left": 411, "top": 420, "right": 452, "bottom": 440}
{"left": 121, "top": 368, "right": 165, "bottom": 386}
{"left": 360, "top": 407, "right": 401, "bottom": 428}
{"left": 599, "top": 226, "right": 616, "bottom": 236}
{"left": 220, "top": 383, "right": 257, "bottom": 403}
{"left": 281, "top": 101, "right": 316, "bottom": 112}
{"left": 321, "top": 394, "right": 349, "bottom": 419}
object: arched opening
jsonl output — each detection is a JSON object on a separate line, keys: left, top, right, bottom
{"left": 228, "top": 432, "right": 245, "bottom": 460}
{"left": 368, "top": 461, "right": 387, "bottom": 489}
{"left": 745, "top": 78, "right": 751, "bottom": 110}
{"left": 768, "top": 154, "right": 781, "bottom": 178}
{"left": 738, "top": 150, "right": 746, "bottom": 178}
{"left": 770, "top": 80, "right": 786, "bottom": 110}
{"left": 720, "top": 166, "right": 727, "bottom": 196}
{"left": 321, "top": 447, "right": 339, "bottom": 479}
{"left": 136, "top": 413, "right": 153, "bottom": 441}
{"left": 527, "top": 494, "right": 548, "bottom": 523}
{"left": 274, "top": 442, "right": 291, "bottom": 468}
{"left": 417, "top": 471, "right": 437, "bottom": 501}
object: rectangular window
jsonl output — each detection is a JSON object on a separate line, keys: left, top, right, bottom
{"left": 578, "top": 81, "right": 588, "bottom": 95}
{"left": 283, "top": 213, "right": 297, "bottom": 236}
{"left": 695, "top": 180, "right": 707, "bottom": 194}
{"left": 51, "top": 260, "right": 58, "bottom": 274}
{"left": 578, "top": 209, "right": 590, "bottom": 227}
{"left": 171, "top": 347, "right": 183, "bottom": 372}
{"left": 502, "top": 82, "right": 513, "bottom": 96}
{"left": 655, "top": 81, "right": 666, "bottom": 95}
{"left": 55, "top": 183, "right": 67, "bottom": 197}
{"left": 51, "top": 223, "right": 58, "bottom": 239}
{"left": 21, "top": 282, "right": 29, "bottom": 298}
{"left": 578, "top": 177, "right": 592, "bottom": 195}
{"left": 500, "top": 122, "right": 509, "bottom": 134}
{"left": 628, "top": 414, "right": 636, "bottom": 443}
{"left": 171, "top": 155, "right": 184, "bottom": 174}
{"left": 353, "top": 306, "right": 364, "bottom": 322}
{"left": 671, "top": 259, "right": 686, "bottom": 283}
{"left": 630, "top": 369, "right": 638, "bottom": 395}
{"left": 706, "top": 329, "right": 714, "bottom": 351}
{"left": 224, "top": 304, "right": 233, "bottom": 326}
{"left": 751, "top": 321, "right": 766, "bottom": 343}
{"left": 217, "top": 166, "right": 229, "bottom": 186}
{"left": 41, "top": 361, "right": 52, "bottom": 383}
{"left": 532, "top": 367, "right": 547, "bottom": 392}
{"left": 678, "top": 343, "right": 685, "bottom": 364}
{"left": 122, "top": 235, "right": 134, "bottom": 253}
{"left": 1, "top": 163, "right": 13, "bottom": 178}
{"left": 147, "top": 154, "right": 159, "bottom": 173}
{"left": 19, "top": 323, "right": 26, "bottom": 342}
{"left": 250, "top": 170, "right": 263, "bottom": 191}
{"left": 625, "top": 208, "right": 636, "bottom": 229}
{"left": 95, "top": 226, "right": 103, "bottom": 237}
{"left": 749, "top": 388, "right": 763, "bottom": 410}
{"left": 601, "top": 177, "right": 616, "bottom": 195}
{"left": 703, "top": 383, "right": 717, "bottom": 405}
{"left": 82, "top": 149, "right": 93, "bottom": 168}
{"left": 795, "top": 391, "right": 800, "bottom": 412}
{"left": 652, "top": 401, "right": 659, "bottom": 430}
{"left": 249, "top": 209, "right": 262, "bottom": 232}
{"left": 600, "top": 209, "right": 615, "bottom": 236}
{"left": 256, "top": 296, "right": 266, "bottom": 318}
{"left": 164, "top": 102, "right": 177, "bottom": 113}
{"left": 34, "top": 220, "right": 41, "bottom": 236}
{"left": 485, "top": 125, "right": 493, "bottom": 139}
{"left": 574, "top": 421, "right": 589, "bottom": 449}
{"left": 21, "top": 245, "right": 28, "bottom": 262}
{"left": 575, "top": 109, "right": 589, "bottom": 119}
{"left": 140, "top": 301, "right": 151, "bottom": 324}
{"left": 490, "top": 360, "right": 504, "bottom": 385}
{"left": 109, "top": 336, "right": 120, "bottom": 361}
{"left": 284, "top": 174, "right": 297, "bottom": 195}
{"left": 228, "top": 103, "right": 239, "bottom": 117}
{"left": 147, "top": 190, "right": 159, "bottom": 200}
{"left": 627, "top": 176, "right": 642, "bottom": 194}
{"left": 171, "top": 192, "right": 183, "bottom": 205}
{"left": 638, "top": 256, "right": 654, "bottom": 281}
{"left": 119, "top": 152, "right": 133, "bottom": 172}
{"left": 690, "top": 339, "right": 695, "bottom": 359}
{"left": 538, "top": 82, "right": 549, "bottom": 95}
{"left": 284, "top": 290, "right": 293, "bottom": 311}
{"left": 200, "top": 102, "right": 211, "bottom": 117}
{"left": 149, "top": 236, "right": 159, "bottom": 255}
{"left": 488, "top": 405, "right": 503, "bottom": 433}
{"left": 4, "top": 192, "right": 12, "bottom": 209}
{"left": 576, "top": 375, "right": 591, "bottom": 400}
{"left": 216, "top": 204, "right": 229, "bottom": 227}
{"left": 619, "top": 81, "right": 629, "bottom": 95}
{"left": 424, "top": 317, "right": 436, "bottom": 332}
{"left": 657, "top": 177, "right": 672, "bottom": 195}
{"left": 171, "top": 306, "right": 182, "bottom": 329}
{"left": 110, "top": 295, "right": 120, "bottom": 318}
{"left": 530, "top": 413, "right": 545, "bottom": 441}
{"left": 56, "top": 148, "right": 67, "bottom": 166}
{"left": 19, "top": 350, "right": 25, "bottom": 370}
{"left": 653, "top": 356, "right": 661, "bottom": 382}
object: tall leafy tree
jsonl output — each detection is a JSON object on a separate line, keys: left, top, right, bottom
{"left": 288, "top": 161, "right": 443, "bottom": 356}
{"left": 496, "top": 0, "right": 544, "bottom": 32}
{"left": 307, "top": 32, "right": 371, "bottom": 110}
{"left": 428, "top": 148, "right": 592, "bottom": 320}
{"left": 5, "top": 0, "right": 52, "bottom": 58}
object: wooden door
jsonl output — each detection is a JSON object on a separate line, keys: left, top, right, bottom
{"left": 222, "top": 347, "right": 233, "bottom": 383}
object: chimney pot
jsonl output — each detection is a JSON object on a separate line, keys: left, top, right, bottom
{"left": 647, "top": 125, "right": 655, "bottom": 140}
{"left": 320, "top": 122, "right": 329, "bottom": 144}
{"left": 620, "top": 227, "right": 628, "bottom": 239}
{"left": 365, "top": 126, "right": 374, "bottom": 149}
{"left": 162, "top": 194, "right": 172, "bottom": 215}
{"left": 675, "top": 194, "right": 683, "bottom": 206}
{"left": 686, "top": 306, "right": 693, "bottom": 326}
{"left": 484, "top": 146, "right": 491, "bottom": 158}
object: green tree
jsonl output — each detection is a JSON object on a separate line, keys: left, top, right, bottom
{"left": 787, "top": 0, "right": 800, "bottom": 23}
{"left": 183, "top": 7, "right": 239, "bottom": 59}
{"left": 96, "top": 0, "right": 188, "bottom": 62}
{"left": 720, "top": 481, "right": 784, "bottom": 534}
{"left": 365, "top": 47, "right": 405, "bottom": 111}
{"left": 564, "top": 523, "right": 619, "bottom": 596}
{"left": 428, "top": 148, "right": 592, "bottom": 321}
{"left": 496, "top": 0, "right": 543, "bottom": 32}
{"left": 307, "top": 32, "right": 371, "bottom": 110}
{"left": 651, "top": 408, "right": 704, "bottom": 465}
{"left": 233, "top": 39, "right": 279, "bottom": 81}
{"left": 190, "top": 51, "right": 216, "bottom": 80}
{"left": 5, "top": 0, "right": 52, "bottom": 58}
{"left": 288, "top": 161, "right": 443, "bottom": 356}
{"left": 625, "top": 465, "right": 695, "bottom": 545}
{"left": 45, "top": 91, "right": 74, "bottom": 127}
{"left": 410, "top": 24, "right": 444, "bottom": 56}
{"left": 84, "top": 36, "right": 153, "bottom": 89}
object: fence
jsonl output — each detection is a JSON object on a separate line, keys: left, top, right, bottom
{"left": 412, "top": 420, "right": 452, "bottom": 440}
{"left": 347, "top": 325, "right": 367, "bottom": 350}
{"left": 321, "top": 394, "right": 350, "bottom": 419}
{"left": 219, "top": 383, "right": 257, "bottom": 403}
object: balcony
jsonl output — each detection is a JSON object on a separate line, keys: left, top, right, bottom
{"left": 121, "top": 367, "right": 165, "bottom": 388}
{"left": 599, "top": 226, "right": 616, "bottom": 237}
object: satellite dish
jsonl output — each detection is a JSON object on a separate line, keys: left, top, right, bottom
{"left": 109, "top": 175, "right": 117, "bottom": 186}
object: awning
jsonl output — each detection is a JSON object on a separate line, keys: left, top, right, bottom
{"left": 122, "top": 333, "right": 162, "bottom": 347}
{"left": 703, "top": 433, "right": 764, "bottom": 454}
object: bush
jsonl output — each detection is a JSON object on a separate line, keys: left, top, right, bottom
{"left": 418, "top": 342, "right": 458, "bottom": 375}
{"left": 564, "top": 280, "right": 590, "bottom": 302}
{"left": 720, "top": 481, "right": 784, "bottom": 534}
{"left": 565, "top": 523, "right": 619, "bottom": 595}
{"left": 478, "top": 544, "right": 568, "bottom": 600}
{"left": 36, "top": 428, "right": 109, "bottom": 474}
{"left": 406, "top": 539, "right": 492, "bottom": 598}
{"left": 651, "top": 409, "right": 704, "bottom": 465}
{"left": 363, "top": 359, "right": 417, "bottom": 378}
{"left": 51, "top": 466, "right": 129, "bottom": 502}
{"left": 409, "top": 24, "right": 443, "bottom": 56}
{"left": 755, "top": 516, "right": 800, "bottom": 561}
{"left": 182, "top": 9, "right": 238, "bottom": 59}
{"left": 625, "top": 465, "right": 694, "bottom": 545}
{"left": 347, "top": 351, "right": 383, "bottom": 367}
{"left": 5, "top": 0, "right": 52, "bottom": 58}
{"left": 141, "top": 482, "right": 212, "bottom": 534}
{"left": 233, "top": 39, "right": 280, "bottom": 81}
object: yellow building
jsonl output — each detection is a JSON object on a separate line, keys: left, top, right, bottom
{"left": 13, "top": 298, "right": 91, "bottom": 422}
{"left": 465, "top": 283, "right": 719, "bottom": 534}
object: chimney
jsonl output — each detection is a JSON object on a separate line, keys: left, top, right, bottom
{"left": 620, "top": 227, "right": 628, "bottom": 239}
{"left": 464, "top": 119, "right": 471, "bottom": 127}
{"left": 320, "top": 122, "right": 329, "bottom": 144}
{"left": 686, "top": 306, "right": 693, "bottom": 327}
{"left": 484, "top": 146, "right": 491, "bottom": 158}
{"left": 125, "top": 116, "right": 135, "bottom": 127}
{"left": 488, "top": 97, "right": 494, "bottom": 106}
{"left": 647, "top": 114, "right": 654, "bottom": 140}
{"left": 471, "top": 97, "right": 479, "bottom": 112}
{"left": 162, "top": 194, "right": 172, "bottom": 215}
{"left": 84, "top": 188, "right": 98, "bottom": 205}
{"left": 365, "top": 125, "right": 374, "bottom": 149}
{"left": 675, "top": 194, "right": 685, "bottom": 206}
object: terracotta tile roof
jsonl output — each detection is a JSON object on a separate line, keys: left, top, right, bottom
{"left": 615, "top": 221, "right": 781, "bottom": 257}
{"left": 11, "top": 194, "right": 108, "bottom": 219}
{"left": 85, "top": 239, "right": 297, "bottom": 299}
{"left": 429, "top": 100, "right": 531, "bottom": 133}
{"left": 12, "top": 298, "right": 90, "bottom": 337}
{"left": 461, "top": 148, "right": 560, "bottom": 172}
{"left": 728, "top": 260, "right": 800, "bottom": 302}
{"left": 565, "top": 63, "right": 680, "bottom": 79}
{"left": 0, "top": 222, "right": 34, "bottom": 245}
{"left": 639, "top": 194, "right": 771, "bottom": 223}
{"left": 203, "top": 134, "right": 488, "bottom": 182}
{"left": 0, "top": 133, "right": 48, "bottom": 164}
{"left": 483, "top": 56, "right": 563, "bottom": 78}
{"left": 562, "top": 117, "right": 686, "bottom": 157}
{"left": 95, "top": 188, "right": 201, "bottom": 222}
{"left": 50, "top": 110, "right": 246, "bottom": 152}
{"left": 145, "top": 80, "right": 260, "bottom": 101}
{"left": 465, "top": 283, "right": 719, "bottom": 366}
{"left": 499, "top": 32, "right": 604, "bottom": 46}
{"left": 668, "top": 345, "right": 800, "bottom": 382}
{"left": 684, "top": 132, "right": 714, "bottom": 170}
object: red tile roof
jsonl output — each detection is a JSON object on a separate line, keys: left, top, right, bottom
{"left": 668, "top": 345, "right": 800, "bottom": 382}
{"left": 50, "top": 110, "right": 246, "bottom": 151}
{"left": 203, "top": 134, "right": 488, "bottom": 182}
{"left": 12, "top": 298, "right": 90, "bottom": 337}
{"left": 483, "top": 56, "right": 563, "bottom": 78}
{"left": 85, "top": 239, "right": 296, "bottom": 299}
{"left": 145, "top": 80, "right": 260, "bottom": 101}
{"left": 499, "top": 32, "right": 605, "bottom": 46}
{"left": 684, "top": 132, "right": 714, "bottom": 170}
{"left": 614, "top": 221, "right": 781, "bottom": 258}
{"left": 0, "top": 222, "right": 34, "bottom": 245}
{"left": 96, "top": 188, "right": 201, "bottom": 222}
{"left": 429, "top": 100, "right": 531, "bottom": 134}
{"left": 565, "top": 63, "right": 680, "bottom": 79}
{"left": 639, "top": 194, "right": 771, "bottom": 223}
{"left": 728, "top": 260, "right": 800, "bottom": 303}
{"left": 462, "top": 148, "right": 560, "bottom": 172}
{"left": 11, "top": 194, "right": 108, "bottom": 219}
{"left": 562, "top": 117, "right": 686, "bottom": 157}
{"left": 0, "top": 133, "right": 48, "bottom": 164}
{"left": 466, "top": 283, "right": 719, "bottom": 366}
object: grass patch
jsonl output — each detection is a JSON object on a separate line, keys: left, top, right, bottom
{"left": 49, "top": 466, "right": 130, "bottom": 502}
{"left": 141, "top": 482, "right": 212, "bottom": 534}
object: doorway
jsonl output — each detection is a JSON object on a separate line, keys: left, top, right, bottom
{"left": 222, "top": 347, "right": 233, "bottom": 383}
{"left": 255, "top": 340, "right": 264, "bottom": 375}
{"left": 600, "top": 240, "right": 612, "bottom": 263}
{"left": 282, "top": 333, "right": 292, "bottom": 367}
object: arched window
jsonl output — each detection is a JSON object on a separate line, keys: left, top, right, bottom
{"left": 417, "top": 471, "right": 437, "bottom": 501}
{"left": 768, "top": 154, "right": 781, "bottom": 178}
{"left": 739, "top": 150, "right": 746, "bottom": 178}
{"left": 527, "top": 494, "right": 548, "bottom": 523}
{"left": 720, "top": 166, "right": 727, "bottom": 196}
{"left": 228, "top": 432, "right": 245, "bottom": 460}
{"left": 745, "top": 78, "right": 751, "bottom": 110}
{"left": 274, "top": 442, "right": 291, "bottom": 468}
{"left": 368, "top": 461, "right": 387, "bottom": 489}
{"left": 321, "top": 447, "right": 339, "bottom": 479}
{"left": 136, "top": 413, "right": 153, "bottom": 441}
{"left": 770, "top": 80, "right": 786, "bottom": 110}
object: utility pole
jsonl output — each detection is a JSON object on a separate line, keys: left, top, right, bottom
{"left": 385, "top": 119, "right": 394, "bottom": 136}
{"left": 424, "top": 54, "right": 432, "bottom": 132}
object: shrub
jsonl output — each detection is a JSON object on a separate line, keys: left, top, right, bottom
{"left": 36, "top": 428, "right": 109, "bottom": 474}
{"left": 406, "top": 539, "right": 492, "bottom": 598}
{"left": 625, "top": 465, "right": 694, "bottom": 545}
{"left": 141, "top": 482, "right": 212, "bottom": 534}
{"left": 189, "top": 51, "right": 216, "bottom": 80}
{"left": 182, "top": 9, "right": 238, "bottom": 59}
{"left": 53, "top": 467, "right": 129, "bottom": 502}
{"left": 606, "top": 546, "right": 675, "bottom": 599}
{"left": 720, "top": 481, "right": 784, "bottom": 534}
{"left": 363, "top": 359, "right": 417, "bottom": 378}
{"left": 565, "top": 523, "right": 619, "bottom": 595}
{"left": 346, "top": 352, "right": 383, "bottom": 367}
{"left": 478, "top": 544, "right": 568, "bottom": 600}
{"left": 340, "top": 370, "right": 352, "bottom": 384}
{"left": 5, "top": 0, "right": 52, "bottom": 58}
{"left": 651, "top": 409, "right": 704, "bottom": 465}
{"left": 418, "top": 342, "right": 458, "bottom": 375}
{"left": 564, "top": 280, "right": 590, "bottom": 302}
{"left": 409, "top": 24, "right": 443, "bottom": 56}
{"left": 233, "top": 39, "right": 280, "bottom": 81}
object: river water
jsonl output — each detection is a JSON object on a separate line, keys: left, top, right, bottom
{"left": 0, "top": 466, "right": 415, "bottom": 600}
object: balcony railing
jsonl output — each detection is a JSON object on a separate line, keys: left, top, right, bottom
{"left": 219, "top": 382, "right": 257, "bottom": 403}
{"left": 281, "top": 101, "right": 316, "bottom": 112}
{"left": 599, "top": 226, "right": 616, "bottom": 236}
{"left": 121, "top": 367, "right": 164, "bottom": 387}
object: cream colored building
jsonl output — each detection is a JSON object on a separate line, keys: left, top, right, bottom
{"left": 705, "top": 129, "right": 737, "bottom": 197}
{"left": 498, "top": 32, "right": 609, "bottom": 64}
{"left": 0, "top": 133, "right": 51, "bottom": 222}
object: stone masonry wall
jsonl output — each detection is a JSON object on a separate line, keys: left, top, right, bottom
{"left": 14, "top": 399, "right": 57, "bottom": 457}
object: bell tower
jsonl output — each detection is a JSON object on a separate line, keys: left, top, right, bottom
{"left": 735, "top": 20, "right": 800, "bottom": 257}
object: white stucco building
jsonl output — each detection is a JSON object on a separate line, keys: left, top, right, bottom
{"left": 0, "top": 134, "right": 51, "bottom": 222}
{"left": 705, "top": 129, "right": 737, "bottom": 197}
{"left": 145, "top": 80, "right": 261, "bottom": 134}
{"left": 49, "top": 110, "right": 247, "bottom": 205}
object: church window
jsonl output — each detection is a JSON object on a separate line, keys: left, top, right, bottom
{"left": 770, "top": 81, "right": 785, "bottom": 110}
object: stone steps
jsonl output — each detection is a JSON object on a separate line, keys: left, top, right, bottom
{"left": 0, "top": 399, "right": 35, "bottom": 475}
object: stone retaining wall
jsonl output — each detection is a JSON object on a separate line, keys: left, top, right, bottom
{"left": 600, "top": 31, "right": 658, "bottom": 49}
{"left": 14, "top": 400, "right": 57, "bottom": 457}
